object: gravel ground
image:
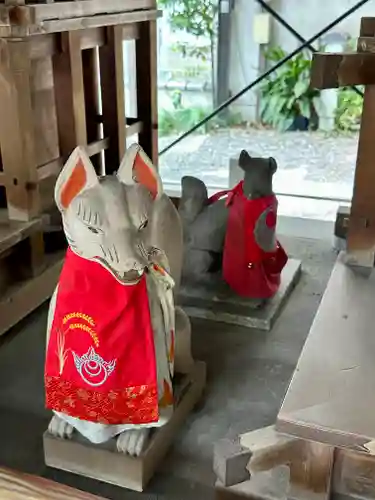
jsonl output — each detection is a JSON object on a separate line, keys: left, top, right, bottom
{"left": 159, "top": 128, "right": 359, "bottom": 198}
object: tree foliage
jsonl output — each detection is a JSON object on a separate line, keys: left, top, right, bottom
{"left": 158, "top": 0, "right": 217, "bottom": 40}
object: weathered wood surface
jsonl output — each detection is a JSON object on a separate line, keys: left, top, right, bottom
{"left": 311, "top": 52, "right": 375, "bottom": 89}
{"left": 0, "top": 0, "right": 156, "bottom": 23}
{"left": 345, "top": 83, "right": 375, "bottom": 267}
{"left": 0, "top": 210, "right": 42, "bottom": 255}
{"left": 0, "top": 8, "right": 160, "bottom": 37}
{"left": 0, "top": 253, "right": 63, "bottom": 337}
{"left": 0, "top": 466, "right": 104, "bottom": 499}
{"left": 277, "top": 252, "right": 375, "bottom": 449}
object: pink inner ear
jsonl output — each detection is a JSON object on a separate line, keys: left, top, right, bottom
{"left": 134, "top": 152, "right": 158, "bottom": 199}
{"left": 60, "top": 158, "right": 87, "bottom": 209}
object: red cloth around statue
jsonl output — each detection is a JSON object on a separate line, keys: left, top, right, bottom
{"left": 45, "top": 248, "right": 159, "bottom": 425}
{"left": 208, "top": 181, "right": 288, "bottom": 299}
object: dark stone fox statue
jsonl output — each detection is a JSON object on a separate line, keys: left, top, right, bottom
{"left": 178, "top": 149, "right": 287, "bottom": 298}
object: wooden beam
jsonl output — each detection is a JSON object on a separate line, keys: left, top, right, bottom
{"left": 347, "top": 84, "right": 375, "bottom": 265}
{"left": 37, "top": 158, "right": 62, "bottom": 182}
{"left": 360, "top": 17, "right": 375, "bottom": 37}
{"left": 123, "top": 23, "right": 140, "bottom": 40}
{"left": 0, "top": 39, "right": 40, "bottom": 221}
{"left": 136, "top": 19, "right": 158, "bottom": 165}
{"left": 29, "top": 34, "right": 57, "bottom": 59}
{"left": 0, "top": 210, "right": 42, "bottom": 256}
{"left": 86, "top": 137, "right": 109, "bottom": 157}
{"left": 357, "top": 36, "right": 375, "bottom": 53}
{"left": 0, "top": 465, "right": 105, "bottom": 498}
{"left": 126, "top": 120, "right": 143, "bottom": 137}
{"left": 29, "top": 9, "right": 160, "bottom": 36}
{"left": 25, "top": 0, "right": 156, "bottom": 24}
{"left": 311, "top": 52, "right": 375, "bottom": 89}
{"left": 99, "top": 26, "right": 125, "bottom": 173}
{"left": 35, "top": 139, "right": 109, "bottom": 183}
{"left": 80, "top": 27, "right": 106, "bottom": 50}
{"left": 53, "top": 30, "right": 87, "bottom": 158}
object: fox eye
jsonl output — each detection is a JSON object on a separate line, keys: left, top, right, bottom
{"left": 139, "top": 220, "right": 148, "bottom": 230}
{"left": 87, "top": 226, "right": 102, "bottom": 234}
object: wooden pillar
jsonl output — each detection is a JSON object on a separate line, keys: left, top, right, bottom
{"left": 136, "top": 19, "right": 158, "bottom": 166}
{"left": 53, "top": 30, "right": 87, "bottom": 159}
{"left": 311, "top": 48, "right": 375, "bottom": 268}
{"left": 99, "top": 25, "right": 125, "bottom": 174}
{"left": 0, "top": 39, "right": 40, "bottom": 221}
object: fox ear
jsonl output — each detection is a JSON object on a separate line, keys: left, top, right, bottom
{"left": 55, "top": 147, "right": 98, "bottom": 212}
{"left": 117, "top": 143, "right": 162, "bottom": 200}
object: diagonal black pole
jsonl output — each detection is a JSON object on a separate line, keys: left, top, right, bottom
{"left": 159, "top": 0, "right": 370, "bottom": 156}
{"left": 255, "top": 0, "right": 363, "bottom": 97}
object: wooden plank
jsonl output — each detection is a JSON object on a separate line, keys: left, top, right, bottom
{"left": 53, "top": 30, "right": 86, "bottom": 158}
{"left": 28, "top": 30, "right": 105, "bottom": 59}
{"left": 277, "top": 252, "right": 375, "bottom": 449}
{"left": 113, "top": 25, "right": 126, "bottom": 161}
{"left": 29, "top": 33, "right": 57, "bottom": 59}
{"left": 123, "top": 23, "right": 139, "bottom": 40}
{"left": 30, "top": 56, "right": 60, "bottom": 167}
{"left": 80, "top": 27, "right": 105, "bottom": 50}
{"left": 0, "top": 209, "right": 42, "bottom": 255}
{"left": 136, "top": 19, "right": 158, "bottom": 165}
{"left": 37, "top": 157, "right": 62, "bottom": 181}
{"left": 0, "top": 39, "right": 40, "bottom": 221}
{"left": 86, "top": 137, "right": 109, "bottom": 157}
{"left": 82, "top": 46, "right": 101, "bottom": 171}
{"left": 99, "top": 26, "right": 123, "bottom": 173}
{"left": 357, "top": 36, "right": 375, "bottom": 53}
{"left": 126, "top": 120, "right": 143, "bottom": 137}
{"left": 30, "top": 0, "right": 156, "bottom": 23}
{"left": 360, "top": 17, "right": 375, "bottom": 36}
{"left": 346, "top": 84, "right": 375, "bottom": 266}
{"left": 26, "top": 9, "right": 160, "bottom": 36}
{"left": 36, "top": 138, "right": 108, "bottom": 183}
{"left": 0, "top": 466, "right": 104, "bottom": 499}
{"left": 311, "top": 52, "right": 375, "bottom": 89}
{"left": 288, "top": 441, "right": 334, "bottom": 500}
{"left": 0, "top": 252, "right": 63, "bottom": 337}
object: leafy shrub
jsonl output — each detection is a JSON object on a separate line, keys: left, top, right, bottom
{"left": 158, "top": 105, "right": 243, "bottom": 136}
{"left": 259, "top": 46, "right": 320, "bottom": 131}
{"left": 335, "top": 86, "right": 363, "bottom": 132}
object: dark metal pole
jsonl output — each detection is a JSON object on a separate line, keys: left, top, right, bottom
{"left": 160, "top": 0, "right": 370, "bottom": 156}
{"left": 216, "top": 0, "right": 233, "bottom": 111}
{"left": 255, "top": 0, "right": 363, "bottom": 97}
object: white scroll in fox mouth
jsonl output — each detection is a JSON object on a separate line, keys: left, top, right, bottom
{"left": 94, "top": 256, "right": 145, "bottom": 284}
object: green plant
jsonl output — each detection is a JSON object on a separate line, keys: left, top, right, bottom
{"left": 157, "top": 0, "right": 218, "bottom": 102}
{"left": 159, "top": 105, "right": 213, "bottom": 136}
{"left": 335, "top": 86, "right": 363, "bottom": 132}
{"left": 259, "top": 46, "right": 320, "bottom": 131}
{"left": 158, "top": 104, "right": 244, "bottom": 137}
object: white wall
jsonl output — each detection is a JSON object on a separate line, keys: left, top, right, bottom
{"left": 228, "top": 0, "right": 262, "bottom": 121}
{"left": 271, "top": 0, "right": 375, "bottom": 51}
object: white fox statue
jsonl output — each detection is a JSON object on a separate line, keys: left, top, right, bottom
{"left": 45, "top": 144, "right": 194, "bottom": 457}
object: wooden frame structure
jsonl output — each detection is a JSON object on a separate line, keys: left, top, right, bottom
{"left": 0, "top": 0, "right": 159, "bottom": 338}
{"left": 214, "top": 16, "right": 375, "bottom": 500}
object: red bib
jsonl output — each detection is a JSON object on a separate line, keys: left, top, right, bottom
{"left": 208, "top": 182, "right": 288, "bottom": 299}
{"left": 45, "top": 249, "right": 159, "bottom": 425}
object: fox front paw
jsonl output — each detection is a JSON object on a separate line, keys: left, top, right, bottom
{"left": 116, "top": 428, "right": 149, "bottom": 457}
{"left": 48, "top": 415, "right": 74, "bottom": 440}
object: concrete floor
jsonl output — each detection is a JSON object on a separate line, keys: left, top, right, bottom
{"left": 0, "top": 235, "right": 337, "bottom": 499}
